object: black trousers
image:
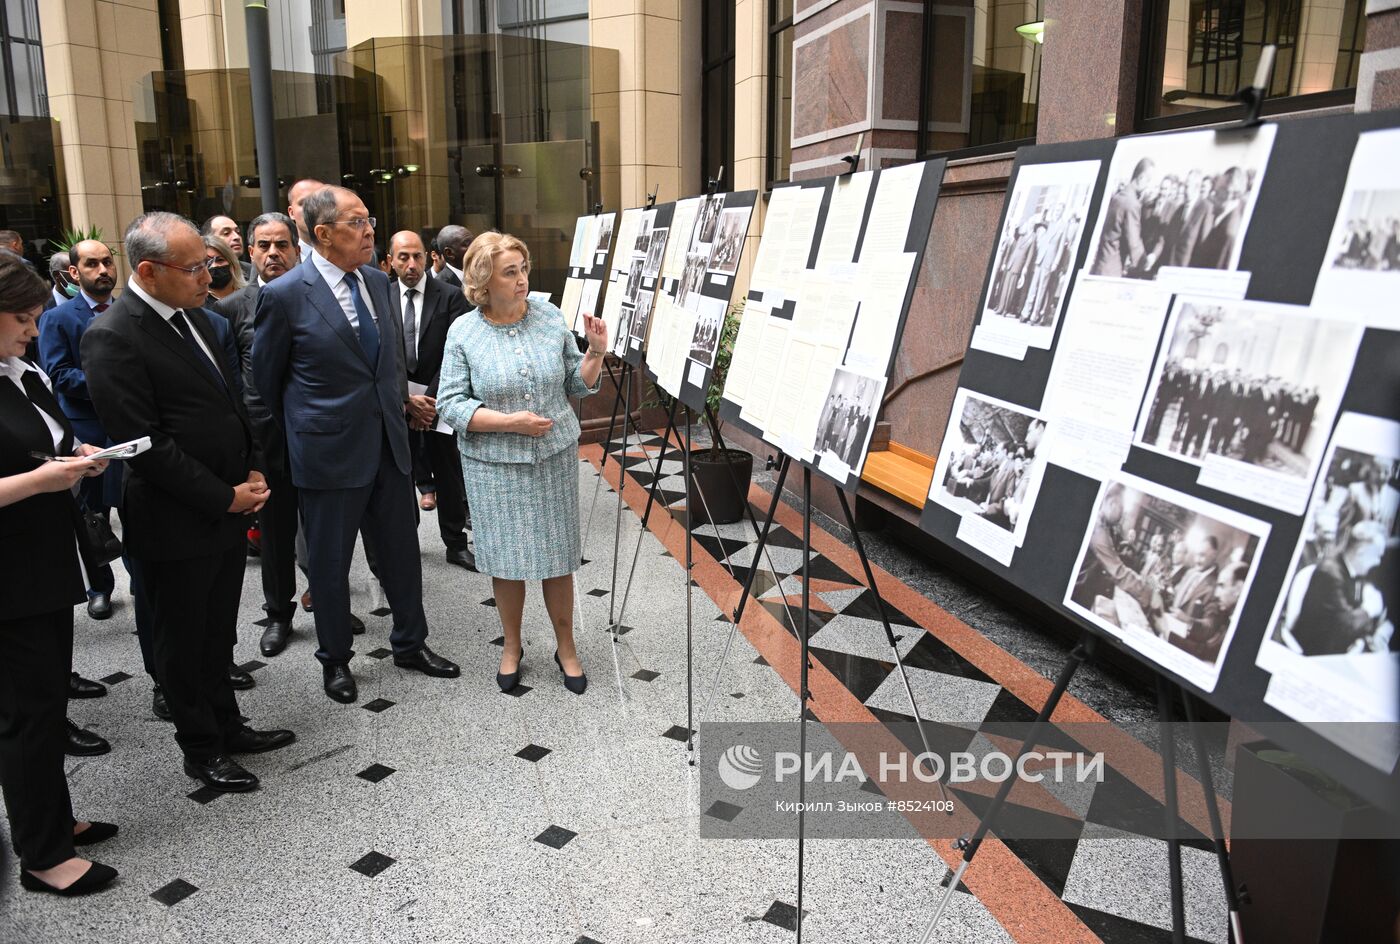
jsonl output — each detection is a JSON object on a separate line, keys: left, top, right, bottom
{"left": 142, "top": 546, "right": 245, "bottom": 759}
{"left": 300, "top": 438, "right": 429, "bottom": 666}
{"left": 257, "top": 468, "right": 300, "bottom": 622}
{"left": 417, "top": 429, "right": 470, "bottom": 552}
{"left": 0, "top": 608, "right": 75, "bottom": 870}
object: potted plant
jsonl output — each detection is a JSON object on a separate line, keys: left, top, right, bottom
{"left": 686, "top": 298, "right": 754, "bottom": 525}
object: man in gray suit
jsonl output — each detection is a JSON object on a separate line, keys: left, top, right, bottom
{"left": 1091, "top": 158, "right": 1156, "bottom": 278}
{"left": 253, "top": 187, "right": 459, "bottom": 703}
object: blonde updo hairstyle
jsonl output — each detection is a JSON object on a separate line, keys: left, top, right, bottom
{"left": 462, "top": 231, "right": 531, "bottom": 308}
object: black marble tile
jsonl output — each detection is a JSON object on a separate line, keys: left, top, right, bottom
{"left": 659, "top": 550, "right": 673, "bottom": 558}
{"left": 362, "top": 698, "right": 395, "bottom": 713}
{"left": 150, "top": 878, "right": 199, "bottom": 906}
{"left": 693, "top": 534, "right": 750, "bottom": 561}
{"left": 357, "top": 763, "right": 396, "bottom": 783}
{"left": 630, "top": 669, "right": 660, "bottom": 682}
{"left": 187, "top": 786, "right": 222, "bottom": 805}
{"left": 662, "top": 725, "right": 694, "bottom": 742}
{"left": 251, "top": 616, "right": 275, "bottom": 627}
{"left": 503, "top": 684, "right": 533, "bottom": 698}
{"left": 516, "top": 744, "right": 552, "bottom": 762}
{"left": 759, "top": 599, "right": 834, "bottom": 638}
{"left": 587, "top": 588, "right": 610, "bottom": 597}
{"left": 999, "top": 836, "right": 1082, "bottom": 899}
{"left": 704, "top": 800, "right": 743, "bottom": 822}
{"left": 534, "top": 825, "right": 577, "bottom": 849}
{"left": 99, "top": 671, "right": 132, "bottom": 685}
{"left": 612, "top": 625, "right": 635, "bottom": 636}
{"left": 574, "top": 936, "right": 604, "bottom": 944}
{"left": 763, "top": 528, "right": 807, "bottom": 551}
{"left": 864, "top": 706, "right": 982, "bottom": 758}
{"left": 236, "top": 659, "right": 267, "bottom": 673}
{"left": 729, "top": 692, "right": 745, "bottom": 699}
{"left": 760, "top": 900, "right": 804, "bottom": 931}
{"left": 839, "top": 588, "right": 922, "bottom": 628}
{"left": 349, "top": 851, "right": 396, "bottom": 877}
{"left": 802, "top": 554, "right": 859, "bottom": 584}
{"left": 490, "top": 636, "right": 504, "bottom": 647}
{"left": 810, "top": 648, "right": 893, "bottom": 703}
{"left": 481, "top": 597, "right": 497, "bottom": 607}
{"left": 753, "top": 655, "right": 769, "bottom": 666}
{"left": 366, "top": 648, "right": 393, "bottom": 660}
{"left": 1084, "top": 767, "right": 1211, "bottom": 848}
{"left": 901, "top": 631, "right": 998, "bottom": 686}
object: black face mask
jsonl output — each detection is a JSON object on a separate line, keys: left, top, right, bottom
{"left": 208, "top": 266, "right": 233, "bottom": 290}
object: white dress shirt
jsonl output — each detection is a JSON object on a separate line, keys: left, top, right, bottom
{"left": 398, "top": 278, "right": 424, "bottom": 360}
{"left": 310, "top": 249, "right": 378, "bottom": 336}
{"left": 1, "top": 357, "right": 69, "bottom": 453}
{"left": 124, "top": 277, "right": 219, "bottom": 365}
{"left": 445, "top": 263, "right": 464, "bottom": 284}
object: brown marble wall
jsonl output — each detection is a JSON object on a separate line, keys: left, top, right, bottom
{"left": 1361, "top": 9, "right": 1400, "bottom": 111}
{"left": 1038, "top": 0, "right": 1146, "bottom": 142}
{"left": 792, "top": 8, "right": 873, "bottom": 142}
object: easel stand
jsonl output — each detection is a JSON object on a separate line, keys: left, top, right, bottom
{"left": 917, "top": 635, "right": 1247, "bottom": 944}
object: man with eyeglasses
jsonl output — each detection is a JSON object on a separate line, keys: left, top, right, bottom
{"left": 254, "top": 186, "right": 460, "bottom": 704}
{"left": 82, "top": 212, "right": 296, "bottom": 793}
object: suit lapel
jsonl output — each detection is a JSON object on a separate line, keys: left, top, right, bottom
{"left": 416, "top": 277, "right": 438, "bottom": 341}
{"left": 300, "top": 257, "right": 371, "bottom": 368}
{"left": 186, "top": 307, "right": 236, "bottom": 393}
{"left": 133, "top": 298, "right": 231, "bottom": 400}
{"left": 362, "top": 265, "right": 394, "bottom": 376}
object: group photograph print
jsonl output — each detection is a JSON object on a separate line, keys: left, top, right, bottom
{"left": 977, "top": 160, "right": 1100, "bottom": 350}
{"left": 1255, "top": 413, "right": 1399, "bottom": 760}
{"left": 1134, "top": 297, "right": 1361, "bottom": 514}
{"left": 677, "top": 252, "right": 708, "bottom": 312}
{"left": 707, "top": 208, "right": 749, "bottom": 277}
{"left": 631, "top": 289, "right": 655, "bottom": 341}
{"left": 643, "top": 227, "right": 668, "bottom": 278}
{"left": 688, "top": 296, "right": 726, "bottom": 368}
{"left": 930, "top": 390, "right": 1052, "bottom": 564}
{"left": 1313, "top": 128, "right": 1400, "bottom": 317}
{"left": 813, "top": 366, "right": 886, "bottom": 478}
{"left": 595, "top": 214, "right": 614, "bottom": 254}
{"left": 692, "top": 193, "right": 724, "bottom": 250}
{"left": 1066, "top": 472, "right": 1269, "bottom": 691}
{"left": 1087, "top": 124, "right": 1276, "bottom": 281}
{"left": 625, "top": 257, "right": 645, "bottom": 304}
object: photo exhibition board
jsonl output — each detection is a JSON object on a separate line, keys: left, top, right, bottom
{"left": 561, "top": 210, "right": 617, "bottom": 334}
{"left": 642, "top": 189, "right": 758, "bottom": 411}
{"left": 608, "top": 201, "right": 676, "bottom": 369}
{"left": 719, "top": 159, "right": 947, "bottom": 492}
{"left": 916, "top": 111, "right": 1400, "bottom": 812}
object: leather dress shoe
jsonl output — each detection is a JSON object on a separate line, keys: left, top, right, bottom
{"left": 228, "top": 663, "right": 255, "bottom": 690}
{"left": 86, "top": 592, "right": 112, "bottom": 620}
{"left": 259, "top": 619, "right": 293, "bottom": 657}
{"left": 227, "top": 726, "right": 296, "bottom": 754}
{"left": 496, "top": 646, "right": 525, "bottom": 693}
{"left": 554, "top": 651, "right": 588, "bottom": 696}
{"left": 73, "top": 821, "right": 119, "bottom": 846}
{"left": 300, "top": 590, "right": 314, "bottom": 612}
{"left": 151, "top": 685, "right": 172, "bottom": 721}
{"left": 69, "top": 672, "right": 107, "bottom": 699}
{"left": 20, "top": 861, "right": 118, "bottom": 896}
{"left": 350, "top": 613, "right": 366, "bottom": 635}
{"left": 323, "top": 665, "right": 358, "bottom": 703}
{"left": 445, "top": 547, "right": 478, "bottom": 572}
{"left": 183, "top": 754, "right": 259, "bottom": 793}
{"left": 394, "top": 645, "right": 460, "bottom": 678}
{"left": 65, "top": 718, "right": 110, "bottom": 756}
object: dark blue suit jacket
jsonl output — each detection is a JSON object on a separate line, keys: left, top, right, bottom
{"left": 37, "top": 293, "right": 106, "bottom": 441}
{"left": 251, "top": 255, "right": 410, "bottom": 491}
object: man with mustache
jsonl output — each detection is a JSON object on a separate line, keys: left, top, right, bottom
{"left": 213, "top": 212, "right": 304, "bottom": 656}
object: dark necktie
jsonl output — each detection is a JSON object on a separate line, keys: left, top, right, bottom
{"left": 402, "top": 287, "right": 418, "bottom": 372}
{"left": 170, "top": 309, "right": 227, "bottom": 390}
{"left": 93, "top": 302, "right": 109, "bottom": 314}
{"left": 345, "top": 271, "right": 380, "bottom": 365}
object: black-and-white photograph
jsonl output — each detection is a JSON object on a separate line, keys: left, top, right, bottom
{"left": 643, "top": 227, "right": 668, "bottom": 278}
{"left": 692, "top": 193, "right": 724, "bottom": 250}
{"left": 595, "top": 214, "right": 614, "bottom": 253}
{"left": 613, "top": 305, "right": 635, "bottom": 356}
{"left": 635, "top": 215, "right": 654, "bottom": 256}
{"left": 1087, "top": 125, "right": 1275, "bottom": 280}
{"left": 624, "top": 257, "right": 645, "bottom": 304}
{"left": 688, "top": 296, "right": 725, "bottom": 367}
{"left": 1136, "top": 299, "right": 1360, "bottom": 495}
{"left": 576, "top": 278, "right": 601, "bottom": 322}
{"left": 814, "top": 367, "right": 884, "bottom": 476}
{"left": 631, "top": 289, "right": 655, "bottom": 341}
{"left": 932, "top": 392, "right": 1048, "bottom": 536}
{"left": 1066, "top": 473, "right": 1267, "bottom": 689}
{"left": 981, "top": 160, "right": 1098, "bottom": 336}
{"left": 707, "top": 206, "right": 750, "bottom": 276}
{"left": 677, "top": 251, "right": 708, "bottom": 311}
{"left": 1327, "top": 190, "right": 1400, "bottom": 272}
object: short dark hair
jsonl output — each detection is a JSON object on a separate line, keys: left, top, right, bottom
{"left": 436, "top": 224, "right": 473, "bottom": 254}
{"left": 246, "top": 212, "right": 297, "bottom": 247}
{"left": 0, "top": 251, "right": 51, "bottom": 311}
{"left": 200, "top": 215, "right": 233, "bottom": 236}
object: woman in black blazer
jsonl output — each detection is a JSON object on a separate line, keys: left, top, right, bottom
{"left": 0, "top": 255, "right": 118, "bottom": 895}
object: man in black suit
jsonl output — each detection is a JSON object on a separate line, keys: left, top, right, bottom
{"left": 387, "top": 230, "right": 475, "bottom": 569}
{"left": 83, "top": 212, "right": 294, "bottom": 793}
{"left": 434, "top": 224, "right": 473, "bottom": 289}
{"left": 213, "top": 212, "right": 303, "bottom": 656}
{"left": 1291, "top": 522, "right": 1388, "bottom": 656}
{"left": 254, "top": 188, "right": 460, "bottom": 703}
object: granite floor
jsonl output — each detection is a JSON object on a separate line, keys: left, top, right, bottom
{"left": 0, "top": 429, "right": 1236, "bottom": 944}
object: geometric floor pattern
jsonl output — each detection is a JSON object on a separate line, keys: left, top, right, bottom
{"left": 607, "top": 429, "right": 1232, "bottom": 944}
{"left": 0, "top": 429, "right": 1233, "bottom": 943}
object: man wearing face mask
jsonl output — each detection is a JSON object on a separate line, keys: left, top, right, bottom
{"left": 45, "top": 251, "right": 73, "bottom": 311}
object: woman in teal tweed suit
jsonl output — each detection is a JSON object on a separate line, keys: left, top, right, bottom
{"left": 436, "top": 232, "right": 607, "bottom": 694}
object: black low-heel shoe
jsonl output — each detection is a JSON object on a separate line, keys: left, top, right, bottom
{"left": 553, "top": 651, "right": 587, "bottom": 695}
{"left": 73, "top": 822, "right": 118, "bottom": 847}
{"left": 496, "top": 646, "right": 525, "bottom": 693}
{"left": 20, "top": 861, "right": 118, "bottom": 896}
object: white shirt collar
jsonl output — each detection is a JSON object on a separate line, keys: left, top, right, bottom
{"left": 446, "top": 263, "right": 464, "bottom": 283}
{"left": 398, "top": 277, "right": 425, "bottom": 300}
{"left": 0, "top": 355, "right": 37, "bottom": 381}
{"left": 310, "top": 246, "right": 358, "bottom": 288}
{"left": 125, "top": 277, "right": 179, "bottom": 321}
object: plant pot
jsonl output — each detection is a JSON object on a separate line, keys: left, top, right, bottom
{"left": 686, "top": 448, "right": 754, "bottom": 525}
